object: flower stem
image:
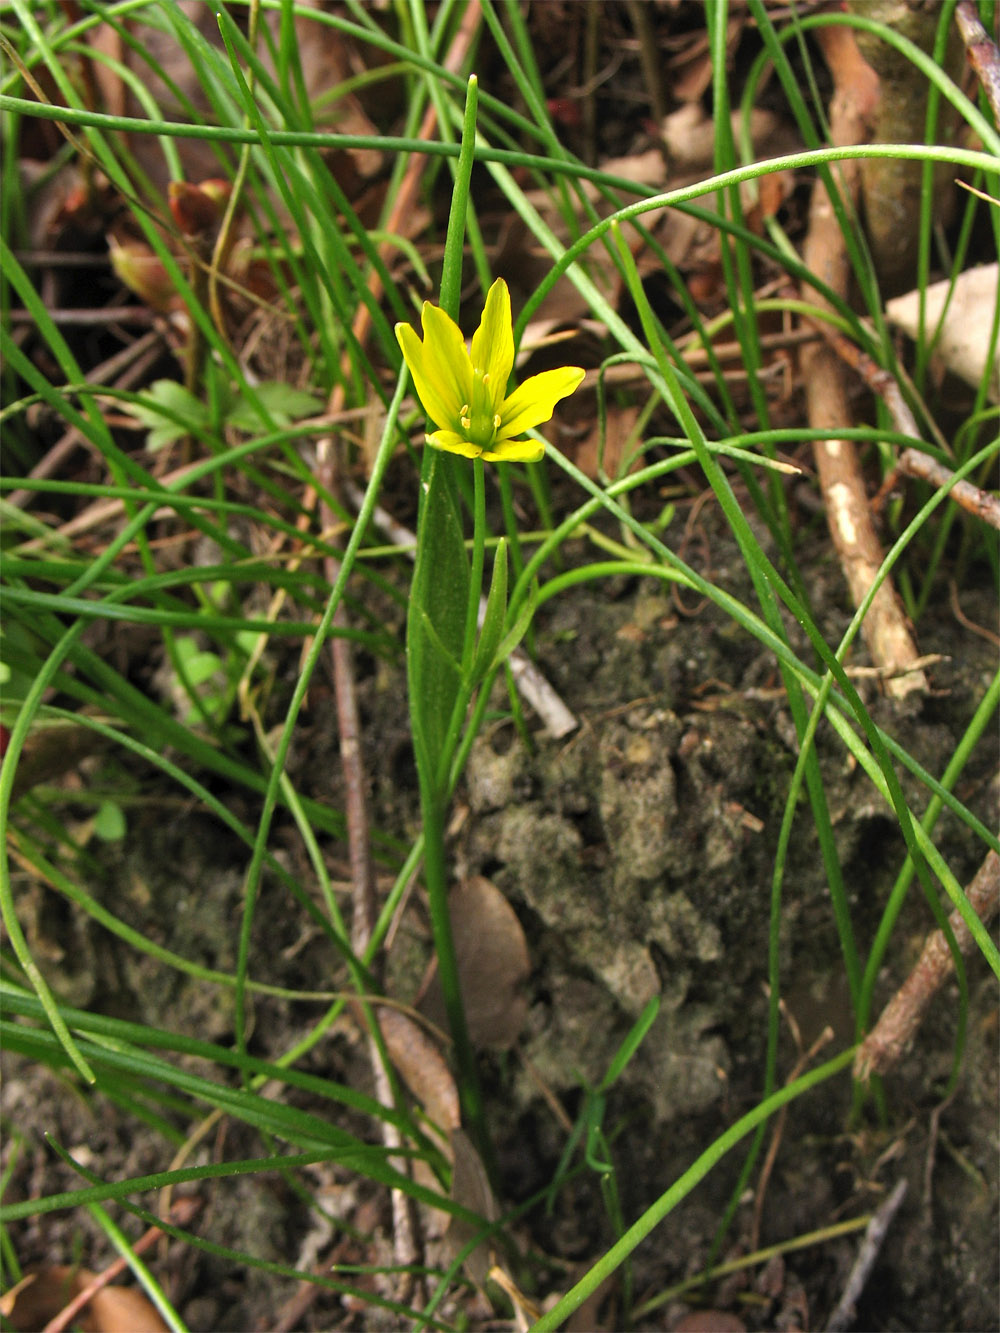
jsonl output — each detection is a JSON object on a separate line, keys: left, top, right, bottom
{"left": 464, "top": 457, "right": 487, "bottom": 669}
{"left": 410, "top": 73, "right": 491, "bottom": 1173}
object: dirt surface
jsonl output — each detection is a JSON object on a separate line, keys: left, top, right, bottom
{"left": 4, "top": 506, "right": 997, "bottom": 1331}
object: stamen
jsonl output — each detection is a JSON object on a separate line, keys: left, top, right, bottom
{"left": 482, "top": 373, "right": 490, "bottom": 385}
{"left": 461, "top": 416, "right": 472, "bottom": 430}
{"left": 493, "top": 414, "right": 502, "bottom": 429}
{"left": 460, "top": 404, "right": 470, "bottom": 417}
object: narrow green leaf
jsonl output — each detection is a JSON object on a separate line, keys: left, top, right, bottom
{"left": 489, "top": 578, "right": 538, "bottom": 671}
{"left": 600, "top": 996, "right": 660, "bottom": 1092}
{"left": 469, "top": 538, "right": 507, "bottom": 685}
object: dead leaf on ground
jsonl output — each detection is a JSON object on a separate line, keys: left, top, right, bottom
{"left": 886, "top": 263, "right": 1000, "bottom": 403}
{"left": 2, "top": 1267, "right": 170, "bottom": 1333}
{"left": 671, "top": 1311, "right": 747, "bottom": 1333}
{"left": 420, "top": 876, "right": 531, "bottom": 1049}
{"left": 571, "top": 402, "right": 643, "bottom": 480}
{"left": 665, "top": 18, "right": 742, "bottom": 104}
{"left": 377, "top": 1005, "right": 460, "bottom": 1136}
{"left": 658, "top": 104, "right": 796, "bottom": 173}
{"left": 441, "top": 1126, "right": 499, "bottom": 1288}
{"left": 89, "top": 1, "right": 383, "bottom": 193}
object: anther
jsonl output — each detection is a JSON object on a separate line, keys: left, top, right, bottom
{"left": 493, "top": 414, "right": 502, "bottom": 429}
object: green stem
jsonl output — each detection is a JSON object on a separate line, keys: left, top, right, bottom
{"left": 409, "top": 73, "right": 491, "bottom": 1169}
{"left": 419, "top": 774, "right": 487, "bottom": 1149}
{"left": 464, "top": 457, "right": 486, "bottom": 670}
{"left": 532, "top": 1047, "right": 855, "bottom": 1331}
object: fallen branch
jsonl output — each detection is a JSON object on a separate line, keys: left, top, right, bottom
{"left": 876, "top": 449, "right": 1000, "bottom": 531}
{"left": 855, "top": 849, "right": 1000, "bottom": 1081}
{"left": 821, "top": 330, "right": 1000, "bottom": 531}
{"left": 800, "top": 25, "right": 927, "bottom": 699}
{"left": 956, "top": 1, "right": 1000, "bottom": 128}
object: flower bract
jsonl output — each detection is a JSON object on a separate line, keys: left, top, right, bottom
{"left": 395, "top": 278, "right": 585, "bottom": 463}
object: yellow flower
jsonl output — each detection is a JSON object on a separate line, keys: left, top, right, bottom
{"left": 395, "top": 278, "right": 585, "bottom": 463}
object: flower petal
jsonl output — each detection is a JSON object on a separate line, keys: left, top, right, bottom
{"left": 496, "top": 366, "right": 585, "bottom": 440}
{"left": 427, "top": 429, "right": 483, "bottom": 458}
{"left": 395, "top": 304, "right": 470, "bottom": 431}
{"left": 481, "top": 437, "right": 545, "bottom": 463}
{"left": 470, "top": 279, "right": 514, "bottom": 415}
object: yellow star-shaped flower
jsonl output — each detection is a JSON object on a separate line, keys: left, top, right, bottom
{"left": 395, "top": 278, "right": 585, "bottom": 463}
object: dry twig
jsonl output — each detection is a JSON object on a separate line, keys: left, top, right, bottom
{"left": 855, "top": 849, "right": 1000, "bottom": 1081}
{"left": 824, "top": 1177, "right": 908, "bottom": 1333}
{"left": 800, "top": 25, "right": 927, "bottom": 699}
{"left": 956, "top": 1, "right": 1000, "bottom": 127}
{"left": 823, "top": 331, "right": 1000, "bottom": 531}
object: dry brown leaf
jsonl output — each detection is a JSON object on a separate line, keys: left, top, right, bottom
{"left": 571, "top": 403, "right": 643, "bottom": 481}
{"left": 659, "top": 104, "right": 780, "bottom": 173}
{"left": 886, "top": 264, "right": 1000, "bottom": 403}
{"left": 377, "top": 1005, "right": 460, "bottom": 1135}
{"left": 671, "top": 1312, "right": 747, "bottom": 1333}
{"left": 262, "top": 1, "right": 383, "bottom": 182}
{"left": 421, "top": 876, "right": 531, "bottom": 1049}
{"left": 564, "top": 1273, "right": 617, "bottom": 1331}
{"left": 442, "top": 1127, "right": 499, "bottom": 1288}
{"left": 3, "top": 1267, "right": 170, "bottom": 1333}
{"left": 90, "top": 1, "right": 383, "bottom": 193}
{"left": 667, "top": 19, "right": 742, "bottom": 103}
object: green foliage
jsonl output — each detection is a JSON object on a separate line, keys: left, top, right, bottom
{"left": 92, "top": 799, "right": 127, "bottom": 843}
{"left": 1, "top": 0, "right": 997, "bottom": 1327}
{"left": 126, "top": 379, "right": 325, "bottom": 451}
{"left": 406, "top": 452, "right": 470, "bottom": 790}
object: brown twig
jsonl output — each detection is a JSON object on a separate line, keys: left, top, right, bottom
{"left": 875, "top": 449, "right": 1000, "bottom": 530}
{"left": 821, "top": 330, "right": 1000, "bottom": 531}
{"left": 824, "top": 1177, "right": 908, "bottom": 1332}
{"left": 854, "top": 850, "right": 1000, "bottom": 1081}
{"left": 956, "top": 1, "right": 1000, "bottom": 128}
{"left": 800, "top": 24, "right": 927, "bottom": 699}
{"left": 7, "top": 306, "right": 158, "bottom": 326}
{"left": 7, "top": 329, "right": 165, "bottom": 510}
{"left": 949, "top": 579, "right": 1000, "bottom": 646}
{"left": 750, "top": 1018, "right": 834, "bottom": 1253}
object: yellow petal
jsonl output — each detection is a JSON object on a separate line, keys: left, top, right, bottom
{"left": 427, "top": 429, "right": 483, "bottom": 458}
{"left": 481, "top": 437, "right": 545, "bottom": 463}
{"left": 496, "top": 366, "right": 585, "bottom": 440}
{"left": 395, "top": 306, "right": 470, "bottom": 431}
{"left": 470, "top": 279, "right": 514, "bottom": 415}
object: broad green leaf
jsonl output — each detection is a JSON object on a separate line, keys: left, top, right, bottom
{"left": 407, "top": 452, "right": 469, "bottom": 789}
{"left": 93, "top": 799, "right": 126, "bottom": 842}
{"left": 227, "top": 382, "right": 324, "bottom": 431}
{"left": 128, "top": 380, "right": 209, "bottom": 450}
